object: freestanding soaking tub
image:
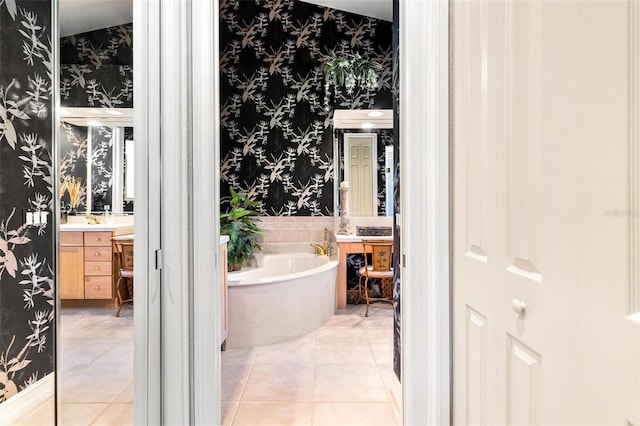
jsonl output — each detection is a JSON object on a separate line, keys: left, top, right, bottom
{"left": 226, "top": 252, "right": 338, "bottom": 349}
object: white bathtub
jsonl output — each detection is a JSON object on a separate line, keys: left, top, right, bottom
{"left": 226, "top": 252, "right": 338, "bottom": 349}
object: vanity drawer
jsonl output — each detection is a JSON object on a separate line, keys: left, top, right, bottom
{"left": 84, "top": 261, "right": 112, "bottom": 276}
{"left": 84, "top": 276, "right": 113, "bottom": 299}
{"left": 60, "top": 232, "right": 83, "bottom": 247}
{"left": 84, "top": 247, "right": 112, "bottom": 261}
{"left": 84, "top": 232, "right": 113, "bottom": 247}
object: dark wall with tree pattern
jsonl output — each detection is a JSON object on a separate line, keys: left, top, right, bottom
{"left": 219, "top": 0, "right": 393, "bottom": 216}
{"left": 0, "top": 0, "right": 55, "bottom": 405}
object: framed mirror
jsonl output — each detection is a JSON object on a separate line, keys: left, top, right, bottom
{"left": 59, "top": 107, "right": 134, "bottom": 214}
{"left": 333, "top": 109, "right": 394, "bottom": 217}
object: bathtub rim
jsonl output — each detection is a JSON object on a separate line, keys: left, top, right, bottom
{"left": 228, "top": 252, "right": 338, "bottom": 287}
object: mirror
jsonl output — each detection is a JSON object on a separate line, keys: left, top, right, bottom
{"left": 59, "top": 107, "right": 134, "bottom": 214}
{"left": 333, "top": 109, "right": 394, "bottom": 217}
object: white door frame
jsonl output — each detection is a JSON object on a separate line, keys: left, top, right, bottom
{"left": 133, "top": 0, "right": 221, "bottom": 423}
{"left": 135, "top": 0, "right": 450, "bottom": 424}
{"left": 400, "top": 0, "right": 451, "bottom": 424}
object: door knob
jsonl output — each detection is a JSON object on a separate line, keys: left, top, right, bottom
{"left": 512, "top": 298, "right": 526, "bottom": 316}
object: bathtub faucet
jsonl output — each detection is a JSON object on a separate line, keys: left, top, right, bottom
{"left": 311, "top": 228, "right": 331, "bottom": 256}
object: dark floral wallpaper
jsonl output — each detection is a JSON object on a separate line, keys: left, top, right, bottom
{"left": 219, "top": 0, "right": 393, "bottom": 216}
{"left": 59, "top": 22, "right": 133, "bottom": 213}
{"left": 60, "top": 23, "right": 133, "bottom": 108}
{"left": 0, "top": 0, "right": 55, "bottom": 404}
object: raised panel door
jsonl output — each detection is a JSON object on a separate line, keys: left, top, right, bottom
{"left": 60, "top": 246, "right": 84, "bottom": 299}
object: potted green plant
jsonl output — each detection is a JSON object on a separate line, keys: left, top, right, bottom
{"left": 220, "top": 188, "right": 265, "bottom": 271}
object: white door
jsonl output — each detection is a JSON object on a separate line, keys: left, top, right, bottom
{"left": 453, "top": 1, "right": 640, "bottom": 424}
{"left": 344, "top": 133, "right": 377, "bottom": 216}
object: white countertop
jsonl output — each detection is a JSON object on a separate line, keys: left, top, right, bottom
{"left": 335, "top": 234, "right": 393, "bottom": 243}
{"left": 60, "top": 223, "right": 134, "bottom": 232}
{"left": 220, "top": 235, "right": 230, "bottom": 244}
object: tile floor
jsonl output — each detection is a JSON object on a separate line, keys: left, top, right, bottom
{"left": 59, "top": 306, "right": 135, "bottom": 425}
{"left": 20, "top": 303, "right": 399, "bottom": 426}
{"left": 222, "top": 304, "right": 400, "bottom": 426}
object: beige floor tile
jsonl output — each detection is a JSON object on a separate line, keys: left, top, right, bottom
{"left": 312, "top": 402, "right": 398, "bottom": 426}
{"left": 222, "top": 363, "right": 253, "bottom": 401}
{"left": 61, "top": 364, "right": 133, "bottom": 403}
{"left": 60, "top": 343, "right": 114, "bottom": 372}
{"left": 232, "top": 402, "right": 313, "bottom": 426}
{"left": 369, "top": 343, "right": 394, "bottom": 365}
{"left": 322, "top": 314, "right": 364, "bottom": 329}
{"left": 363, "top": 327, "right": 393, "bottom": 345}
{"left": 221, "top": 401, "right": 239, "bottom": 426}
{"left": 242, "top": 363, "right": 314, "bottom": 402}
{"left": 91, "top": 342, "right": 134, "bottom": 365}
{"left": 114, "top": 379, "right": 134, "bottom": 403}
{"left": 254, "top": 335, "right": 315, "bottom": 364}
{"left": 222, "top": 347, "right": 259, "bottom": 366}
{"left": 13, "top": 397, "right": 55, "bottom": 425}
{"left": 61, "top": 403, "right": 110, "bottom": 425}
{"left": 90, "top": 403, "right": 134, "bottom": 426}
{"left": 315, "top": 341, "right": 376, "bottom": 364}
{"left": 314, "top": 364, "right": 387, "bottom": 402}
{"left": 377, "top": 364, "right": 400, "bottom": 397}
{"left": 314, "top": 326, "right": 366, "bottom": 343}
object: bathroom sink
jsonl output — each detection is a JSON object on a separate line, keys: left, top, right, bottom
{"left": 356, "top": 226, "right": 393, "bottom": 237}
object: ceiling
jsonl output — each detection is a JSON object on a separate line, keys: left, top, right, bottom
{"left": 300, "top": 0, "right": 392, "bottom": 22}
{"left": 59, "top": 0, "right": 132, "bottom": 37}
{"left": 333, "top": 109, "right": 393, "bottom": 129}
{"left": 58, "top": 0, "right": 390, "bottom": 38}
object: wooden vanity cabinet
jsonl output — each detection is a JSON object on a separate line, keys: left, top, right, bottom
{"left": 60, "top": 227, "right": 133, "bottom": 300}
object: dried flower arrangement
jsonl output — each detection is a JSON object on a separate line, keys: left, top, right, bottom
{"left": 61, "top": 176, "right": 83, "bottom": 212}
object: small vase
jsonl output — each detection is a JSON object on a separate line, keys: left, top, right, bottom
{"left": 60, "top": 211, "right": 68, "bottom": 224}
{"left": 68, "top": 208, "right": 77, "bottom": 216}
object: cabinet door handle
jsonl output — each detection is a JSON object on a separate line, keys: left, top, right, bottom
{"left": 94, "top": 267, "right": 100, "bottom": 271}
{"left": 94, "top": 237, "right": 101, "bottom": 241}
{"left": 95, "top": 252, "right": 100, "bottom": 256}
{"left": 94, "top": 286, "right": 100, "bottom": 290}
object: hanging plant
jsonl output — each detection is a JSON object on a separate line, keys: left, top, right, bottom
{"left": 322, "top": 52, "right": 382, "bottom": 111}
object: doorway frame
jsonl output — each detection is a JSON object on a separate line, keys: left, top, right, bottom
{"left": 134, "top": 0, "right": 451, "bottom": 423}
{"left": 399, "top": 0, "right": 451, "bottom": 424}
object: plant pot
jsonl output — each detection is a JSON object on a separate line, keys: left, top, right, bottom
{"left": 229, "top": 263, "right": 243, "bottom": 272}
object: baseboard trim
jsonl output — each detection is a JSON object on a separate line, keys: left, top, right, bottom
{"left": 0, "top": 373, "right": 54, "bottom": 424}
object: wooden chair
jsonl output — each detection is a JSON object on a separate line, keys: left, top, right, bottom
{"left": 113, "top": 239, "right": 134, "bottom": 317}
{"left": 357, "top": 239, "right": 394, "bottom": 317}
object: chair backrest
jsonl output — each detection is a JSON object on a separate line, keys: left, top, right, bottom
{"left": 362, "top": 240, "right": 393, "bottom": 272}
{"left": 113, "top": 240, "right": 134, "bottom": 271}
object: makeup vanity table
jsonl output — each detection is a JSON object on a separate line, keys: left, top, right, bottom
{"left": 335, "top": 233, "right": 394, "bottom": 309}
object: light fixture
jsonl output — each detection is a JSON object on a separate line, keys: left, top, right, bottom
{"left": 367, "top": 110, "right": 383, "bottom": 118}
{"left": 87, "top": 120, "right": 102, "bottom": 127}
{"left": 106, "top": 109, "right": 124, "bottom": 116}
{"left": 361, "top": 122, "right": 374, "bottom": 129}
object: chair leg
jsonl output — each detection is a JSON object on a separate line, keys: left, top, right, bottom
{"left": 356, "top": 275, "right": 364, "bottom": 305}
{"left": 364, "top": 276, "right": 370, "bottom": 317}
{"left": 115, "top": 277, "right": 124, "bottom": 317}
